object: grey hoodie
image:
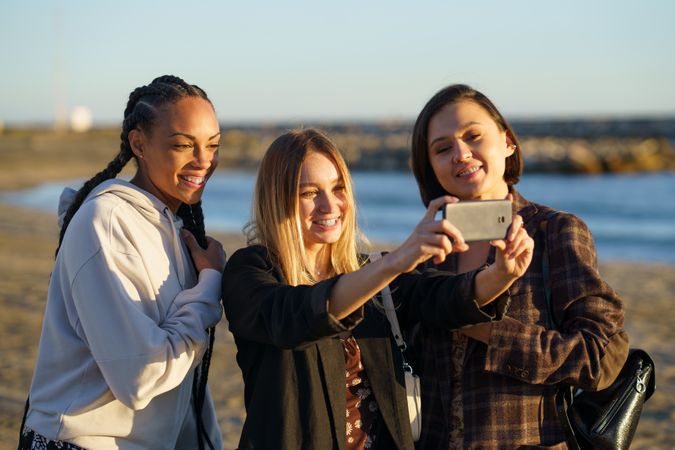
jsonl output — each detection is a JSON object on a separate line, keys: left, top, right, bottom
{"left": 26, "top": 179, "right": 223, "bottom": 449}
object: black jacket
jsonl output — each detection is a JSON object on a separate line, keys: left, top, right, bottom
{"left": 221, "top": 245, "right": 502, "bottom": 450}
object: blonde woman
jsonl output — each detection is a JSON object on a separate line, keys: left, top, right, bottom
{"left": 221, "top": 128, "right": 534, "bottom": 450}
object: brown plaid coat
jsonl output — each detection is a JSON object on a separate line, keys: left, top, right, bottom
{"left": 413, "top": 190, "right": 628, "bottom": 449}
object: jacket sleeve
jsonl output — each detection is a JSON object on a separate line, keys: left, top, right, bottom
{"left": 221, "top": 246, "right": 364, "bottom": 349}
{"left": 391, "top": 267, "right": 507, "bottom": 331}
{"left": 67, "top": 248, "right": 223, "bottom": 410}
{"left": 484, "top": 213, "right": 628, "bottom": 391}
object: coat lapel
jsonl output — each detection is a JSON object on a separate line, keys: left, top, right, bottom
{"left": 354, "top": 307, "right": 408, "bottom": 449}
{"left": 317, "top": 338, "right": 347, "bottom": 450}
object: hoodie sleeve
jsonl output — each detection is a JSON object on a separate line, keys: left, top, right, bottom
{"left": 67, "top": 249, "right": 222, "bottom": 410}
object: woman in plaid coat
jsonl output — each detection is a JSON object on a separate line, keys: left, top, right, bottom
{"left": 409, "top": 84, "right": 629, "bottom": 449}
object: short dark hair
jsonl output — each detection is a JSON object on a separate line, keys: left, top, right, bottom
{"left": 411, "top": 84, "right": 523, "bottom": 206}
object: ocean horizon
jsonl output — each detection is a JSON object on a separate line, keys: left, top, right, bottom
{"left": 3, "top": 171, "right": 674, "bottom": 264}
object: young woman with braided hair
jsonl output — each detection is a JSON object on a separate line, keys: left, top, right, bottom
{"left": 19, "top": 75, "right": 225, "bottom": 449}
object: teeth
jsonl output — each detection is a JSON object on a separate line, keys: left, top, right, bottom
{"left": 316, "top": 219, "right": 338, "bottom": 226}
{"left": 458, "top": 166, "right": 480, "bottom": 177}
{"left": 181, "top": 175, "right": 205, "bottom": 185}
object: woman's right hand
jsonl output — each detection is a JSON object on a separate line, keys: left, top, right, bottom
{"left": 386, "top": 196, "right": 469, "bottom": 273}
{"left": 182, "top": 229, "right": 227, "bottom": 272}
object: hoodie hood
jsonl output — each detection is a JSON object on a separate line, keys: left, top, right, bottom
{"left": 57, "top": 178, "right": 190, "bottom": 288}
{"left": 57, "top": 187, "right": 78, "bottom": 228}
{"left": 58, "top": 179, "right": 173, "bottom": 227}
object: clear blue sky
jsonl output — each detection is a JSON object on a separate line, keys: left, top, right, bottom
{"left": 3, "top": 0, "right": 675, "bottom": 125}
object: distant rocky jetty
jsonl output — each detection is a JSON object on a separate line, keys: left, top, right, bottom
{"left": 216, "top": 119, "right": 675, "bottom": 173}
{"left": 517, "top": 136, "right": 674, "bottom": 173}
{"left": 2, "top": 118, "right": 674, "bottom": 175}
{"left": 513, "top": 118, "right": 675, "bottom": 173}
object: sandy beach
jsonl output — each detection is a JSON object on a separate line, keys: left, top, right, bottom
{"left": 0, "top": 163, "right": 673, "bottom": 448}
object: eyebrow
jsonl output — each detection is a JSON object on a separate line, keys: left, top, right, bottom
{"left": 299, "top": 176, "right": 343, "bottom": 188}
{"left": 167, "top": 132, "right": 221, "bottom": 140}
{"left": 429, "top": 121, "right": 483, "bottom": 146}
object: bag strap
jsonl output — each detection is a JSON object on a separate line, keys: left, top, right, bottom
{"left": 539, "top": 210, "right": 561, "bottom": 330}
{"left": 369, "top": 252, "right": 416, "bottom": 375}
{"left": 368, "top": 252, "right": 406, "bottom": 350}
{"left": 17, "top": 397, "right": 29, "bottom": 450}
{"left": 539, "top": 211, "right": 581, "bottom": 450}
{"left": 555, "top": 387, "right": 580, "bottom": 450}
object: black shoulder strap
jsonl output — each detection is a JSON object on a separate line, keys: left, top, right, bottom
{"left": 17, "top": 397, "right": 28, "bottom": 449}
{"left": 555, "top": 386, "right": 580, "bottom": 450}
{"left": 538, "top": 210, "right": 561, "bottom": 330}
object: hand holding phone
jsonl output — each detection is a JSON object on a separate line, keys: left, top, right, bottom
{"left": 442, "top": 200, "right": 512, "bottom": 242}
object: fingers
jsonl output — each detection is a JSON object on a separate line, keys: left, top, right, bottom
{"left": 414, "top": 195, "right": 468, "bottom": 254}
{"left": 420, "top": 243, "right": 449, "bottom": 265}
{"left": 510, "top": 230, "right": 534, "bottom": 259}
{"left": 204, "top": 235, "right": 225, "bottom": 255}
{"left": 416, "top": 217, "right": 469, "bottom": 252}
{"left": 428, "top": 231, "right": 454, "bottom": 256}
{"left": 424, "top": 195, "right": 460, "bottom": 221}
{"left": 393, "top": 195, "right": 469, "bottom": 272}
{"left": 416, "top": 209, "right": 467, "bottom": 243}
{"left": 393, "top": 226, "right": 461, "bottom": 272}
{"left": 180, "top": 229, "right": 199, "bottom": 250}
{"left": 411, "top": 231, "right": 453, "bottom": 258}
{"left": 492, "top": 226, "right": 533, "bottom": 259}
{"left": 489, "top": 238, "right": 507, "bottom": 252}
{"left": 492, "top": 213, "right": 524, "bottom": 249}
{"left": 416, "top": 226, "right": 470, "bottom": 261}
{"left": 205, "top": 235, "right": 223, "bottom": 251}
{"left": 506, "top": 214, "right": 524, "bottom": 241}
{"left": 436, "top": 218, "right": 466, "bottom": 249}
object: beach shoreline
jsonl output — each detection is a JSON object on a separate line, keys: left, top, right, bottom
{"left": 1, "top": 200, "right": 673, "bottom": 447}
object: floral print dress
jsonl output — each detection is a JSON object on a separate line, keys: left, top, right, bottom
{"left": 20, "top": 428, "right": 85, "bottom": 450}
{"left": 342, "top": 335, "right": 379, "bottom": 450}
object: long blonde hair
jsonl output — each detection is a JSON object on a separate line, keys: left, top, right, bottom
{"left": 247, "top": 128, "right": 365, "bottom": 285}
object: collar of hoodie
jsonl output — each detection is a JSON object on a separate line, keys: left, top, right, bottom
{"left": 58, "top": 178, "right": 189, "bottom": 287}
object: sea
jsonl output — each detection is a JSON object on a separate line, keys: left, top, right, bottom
{"left": 2, "top": 171, "right": 674, "bottom": 264}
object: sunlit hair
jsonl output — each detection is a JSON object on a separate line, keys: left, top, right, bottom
{"left": 411, "top": 84, "right": 524, "bottom": 206}
{"left": 246, "top": 128, "right": 365, "bottom": 285}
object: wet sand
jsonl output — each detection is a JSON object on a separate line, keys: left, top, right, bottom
{"left": 0, "top": 199, "right": 673, "bottom": 448}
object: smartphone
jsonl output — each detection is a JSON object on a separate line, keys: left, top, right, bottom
{"left": 442, "top": 200, "right": 512, "bottom": 242}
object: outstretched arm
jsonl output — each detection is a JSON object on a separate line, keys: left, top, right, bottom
{"left": 328, "top": 196, "right": 468, "bottom": 319}
{"left": 330, "top": 197, "right": 533, "bottom": 320}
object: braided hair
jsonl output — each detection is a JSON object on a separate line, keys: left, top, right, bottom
{"left": 57, "top": 74, "right": 210, "bottom": 253}
{"left": 177, "top": 201, "right": 216, "bottom": 450}
{"left": 56, "top": 75, "right": 216, "bottom": 450}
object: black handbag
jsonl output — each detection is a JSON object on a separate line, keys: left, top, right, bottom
{"left": 539, "top": 212, "right": 656, "bottom": 450}
{"left": 554, "top": 350, "right": 655, "bottom": 450}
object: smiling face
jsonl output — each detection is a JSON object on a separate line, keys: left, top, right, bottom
{"left": 298, "top": 151, "right": 349, "bottom": 255}
{"left": 129, "top": 97, "right": 220, "bottom": 211}
{"left": 427, "top": 100, "right": 514, "bottom": 201}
